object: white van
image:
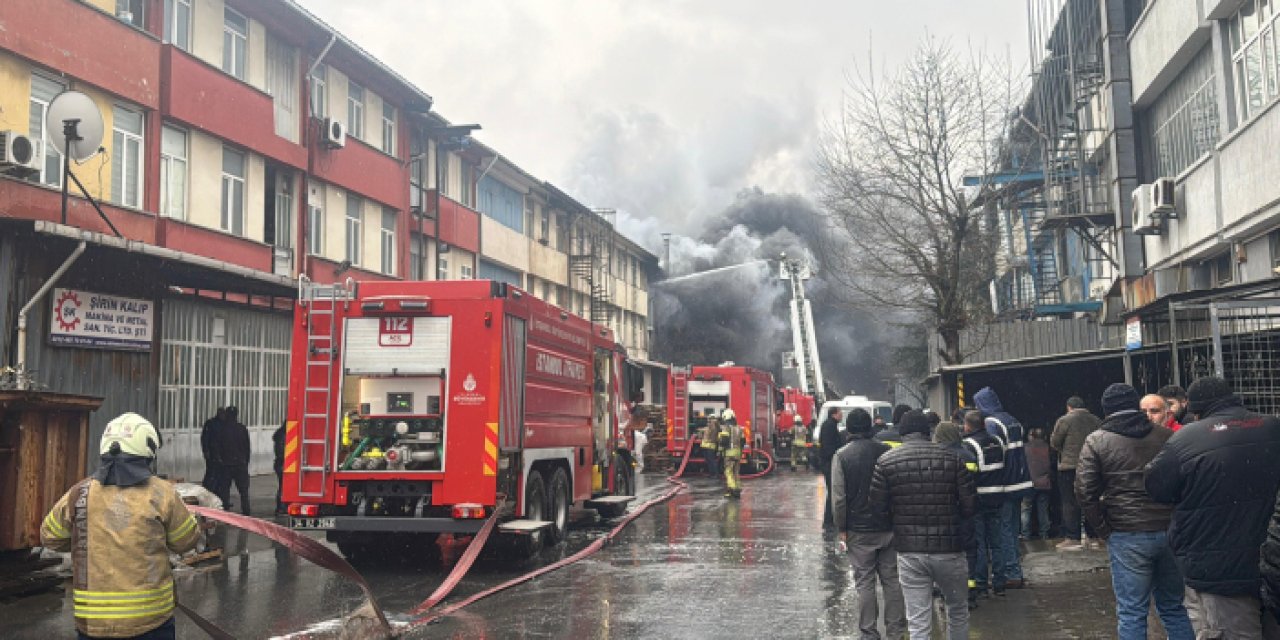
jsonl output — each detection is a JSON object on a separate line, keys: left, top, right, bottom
{"left": 817, "top": 395, "right": 894, "bottom": 432}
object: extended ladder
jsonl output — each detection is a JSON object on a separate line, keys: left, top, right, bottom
{"left": 296, "top": 277, "right": 355, "bottom": 498}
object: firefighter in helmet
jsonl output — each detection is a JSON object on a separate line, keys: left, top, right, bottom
{"left": 41, "top": 413, "right": 200, "bottom": 640}
{"left": 699, "top": 409, "right": 720, "bottom": 476}
{"left": 790, "top": 415, "right": 809, "bottom": 471}
{"left": 718, "top": 408, "right": 745, "bottom": 498}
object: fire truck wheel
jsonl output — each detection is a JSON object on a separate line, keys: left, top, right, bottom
{"left": 513, "top": 470, "right": 548, "bottom": 557}
{"left": 546, "top": 468, "right": 570, "bottom": 545}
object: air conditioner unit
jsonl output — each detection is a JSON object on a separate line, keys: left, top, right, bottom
{"left": 1152, "top": 177, "right": 1177, "bottom": 218}
{"left": 0, "top": 131, "right": 38, "bottom": 172}
{"left": 322, "top": 118, "right": 345, "bottom": 149}
{"left": 1060, "top": 275, "right": 1084, "bottom": 302}
{"left": 1131, "top": 184, "right": 1161, "bottom": 236}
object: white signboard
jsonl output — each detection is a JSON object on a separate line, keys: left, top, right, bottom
{"left": 1125, "top": 317, "right": 1142, "bottom": 351}
{"left": 49, "top": 288, "right": 154, "bottom": 351}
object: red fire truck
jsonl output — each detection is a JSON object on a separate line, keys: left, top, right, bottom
{"left": 774, "top": 386, "right": 817, "bottom": 453}
{"left": 281, "top": 278, "right": 643, "bottom": 559}
{"left": 666, "top": 364, "right": 777, "bottom": 471}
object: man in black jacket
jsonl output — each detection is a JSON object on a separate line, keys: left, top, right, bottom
{"left": 832, "top": 409, "right": 906, "bottom": 639}
{"left": 871, "top": 411, "right": 977, "bottom": 640}
{"left": 818, "top": 408, "right": 844, "bottom": 533}
{"left": 200, "top": 407, "right": 226, "bottom": 492}
{"left": 213, "top": 405, "right": 253, "bottom": 516}
{"left": 1078, "top": 384, "right": 1192, "bottom": 640}
{"left": 1146, "top": 376, "right": 1280, "bottom": 639}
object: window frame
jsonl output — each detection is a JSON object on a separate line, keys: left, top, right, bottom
{"left": 310, "top": 63, "right": 328, "bottom": 119}
{"left": 347, "top": 82, "right": 366, "bottom": 140}
{"left": 159, "top": 125, "right": 189, "bottom": 220}
{"left": 307, "top": 199, "right": 324, "bottom": 257}
{"left": 163, "top": 0, "right": 192, "bottom": 51}
{"left": 381, "top": 102, "right": 396, "bottom": 155}
{"left": 111, "top": 104, "right": 145, "bottom": 209}
{"left": 460, "top": 263, "right": 473, "bottom": 280}
{"left": 437, "top": 255, "right": 449, "bottom": 280}
{"left": 222, "top": 7, "right": 249, "bottom": 81}
{"left": 380, "top": 208, "right": 397, "bottom": 275}
{"left": 29, "top": 73, "right": 66, "bottom": 189}
{"left": 345, "top": 194, "right": 363, "bottom": 266}
{"left": 1230, "top": 0, "right": 1280, "bottom": 122}
{"left": 220, "top": 146, "right": 246, "bottom": 236}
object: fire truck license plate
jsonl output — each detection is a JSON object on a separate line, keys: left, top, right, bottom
{"left": 291, "top": 517, "right": 336, "bottom": 530}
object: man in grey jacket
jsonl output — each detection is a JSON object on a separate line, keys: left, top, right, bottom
{"left": 833, "top": 409, "right": 906, "bottom": 639}
{"left": 1050, "top": 396, "right": 1100, "bottom": 550}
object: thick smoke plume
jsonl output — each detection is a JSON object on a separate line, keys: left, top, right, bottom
{"left": 651, "top": 189, "right": 888, "bottom": 397}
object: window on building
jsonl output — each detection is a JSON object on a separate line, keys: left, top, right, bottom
{"left": 115, "top": 0, "right": 145, "bottom": 28}
{"left": 478, "top": 259, "right": 521, "bottom": 287}
{"left": 436, "top": 145, "right": 450, "bottom": 196}
{"left": 1271, "top": 229, "right": 1280, "bottom": 270}
{"left": 111, "top": 105, "right": 144, "bottom": 209}
{"left": 437, "top": 255, "right": 449, "bottom": 280}
{"left": 410, "top": 154, "right": 425, "bottom": 212}
{"left": 381, "top": 103, "right": 396, "bottom": 155}
{"left": 346, "top": 195, "right": 363, "bottom": 265}
{"left": 159, "top": 125, "right": 188, "bottom": 219}
{"left": 162, "top": 0, "right": 191, "bottom": 50}
{"left": 222, "top": 8, "right": 248, "bottom": 81}
{"left": 347, "top": 82, "right": 365, "bottom": 139}
{"left": 29, "top": 73, "right": 65, "bottom": 188}
{"left": 310, "top": 63, "right": 328, "bottom": 119}
{"left": 266, "top": 36, "right": 299, "bottom": 143}
{"left": 380, "top": 208, "right": 396, "bottom": 275}
{"left": 477, "top": 176, "right": 524, "bottom": 232}
{"left": 220, "top": 147, "right": 246, "bottom": 235}
{"left": 459, "top": 162, "right": 474, "bottom": 207}
{"left": 460, "top": 263, "right": 474, "bottom": 279}
{"left": 307, "top": 199, "right": 324, "bottom": 256}
{"left": 1229, "top": 0, "right": 1280, "bottom": 122}
{"left": 410, "top": 234, "right": 425, "bottom": 280}
{"left": 1213, "top": 251, "right": 1234, "bottom": 287}
{"left": 268, "top": 167, "right": 293, "bottom": 250}
{"left": 539, "top": 208, "right": 550, "bottom": 243}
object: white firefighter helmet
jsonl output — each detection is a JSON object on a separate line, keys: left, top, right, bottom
{"left": 100, "top": 412, "right": 161, "bottom": 458}
{"left": 721, "top": 408, "right": 736, "bottom": 422}
{"left": 794, "top": 415, "right": 804, "bottom": 425}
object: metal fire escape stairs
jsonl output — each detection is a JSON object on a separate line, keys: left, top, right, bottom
{"left": 569, "top": 212, "right": 614, "bottom": 326}
{"left": 296, "top": 276, "right": 356, "bottom": 498}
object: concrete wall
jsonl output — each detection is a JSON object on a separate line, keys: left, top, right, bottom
{"left": 528, "top": 241, "right": 567, "bottom": 284}
{"left": 186, "top": 129, "right": 265, "bottom": 242}
{"left": 480, "top": 216, "right": 530, "bottom": 273}
{"left": 1129, "top": 0, "right": 1210, "bottom": 104}
{"left": 1144, "top": 155, "right": 1220, "bottom": 266}
{"left": 1219, "top": 100, "right": 1280, "bottom": 232}
{"left": 191, "top": 0, "right": 224, "bottom": 70}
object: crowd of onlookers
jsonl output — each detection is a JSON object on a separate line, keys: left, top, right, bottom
{"left": 815, "top": 377, "right": 1280, "bottom": 640}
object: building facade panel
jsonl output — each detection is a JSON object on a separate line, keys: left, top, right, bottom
{"left": 480, "top": 215, "right": 530, "bottom": 273}
{"left": 1219, "top": 101, "right": 1280, "bottom": 231}
{"left": 0, "top": 0, "right": 162, "bottom": 110}
{"left": 163, "top": 46, "right": 307, "bottom": 170}
{"left": 308, "top": 136, "right": 407, "bottom": 211}
{"left": 1130, "top": 0, "right": 1210, "bottom": 104}
{"left": 434, "top": 195, "right": 481, "bottom": 254}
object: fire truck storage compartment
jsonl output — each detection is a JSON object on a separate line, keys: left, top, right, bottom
{"left": 338, "top": 316, "right": 451, "bottom": 473}
{"left": 688, "top": 380, "right": 731, "bottom": 417}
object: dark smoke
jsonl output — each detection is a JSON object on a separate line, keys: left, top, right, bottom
{"left": 652, "top": 189, "right": 889, "bottom": 396}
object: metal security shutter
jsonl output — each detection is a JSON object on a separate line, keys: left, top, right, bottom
{"left": 499, "top": 316, "right": 526, "bottom": 451}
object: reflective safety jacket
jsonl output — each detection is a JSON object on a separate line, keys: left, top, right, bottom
{"left": 792, "top": 424, "right": 809, "bottom": 446}
{"left": 718, "top": 423, "right": 744, "bottom": 457}
{"left": 41, "top": 477, "right": 199, "bottom": 638}
{"left": 700, "top": 419, "right": 720, "bottom": 450}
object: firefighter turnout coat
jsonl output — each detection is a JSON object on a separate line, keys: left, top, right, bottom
{"left": 41, "top": 476, "right": 200, "bottom": 638}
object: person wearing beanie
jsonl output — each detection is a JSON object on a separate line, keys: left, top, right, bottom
{"left": 1077, "top": 384, "right": 1192, "bottom": 640}
{"left": 871, "top": 410, "right": 977, "bottom": 639}
{"left": 831, "top": 409, "right": 906, "bottom": 638}
{"left": 972, "top": 387, "right": 1031, "bottom": 587}
{"left": 818, "top": 408, "right": 845, "bottom": 533}
{"left": 1147, "top": 376, "right": 1280, "bottom": 639}
{"left": 40, "top": 413, "right": 199, "bottom": 640}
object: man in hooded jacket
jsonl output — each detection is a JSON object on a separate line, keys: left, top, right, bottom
{"left": 41, "top": 413, "right": 199, "bottom": 640}
{"left": 1077, "top": 384, "right": 1192, "bottom": 640}
{"left": 818, "top": 408, "right": 844, "bottom": 533}
{"left": 973, "top": 387, "right": 1031, "bottom": 588}
{"left": 1146, "top": 376, "right": 1280, "bottom": 639}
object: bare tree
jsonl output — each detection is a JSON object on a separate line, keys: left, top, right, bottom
{"left": 816, "top": 38, "right": 1021, "bottom": 367}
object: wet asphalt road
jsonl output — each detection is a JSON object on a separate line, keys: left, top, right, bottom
{"left": 3, "top": 468, "right": 1139, "bottom": 639}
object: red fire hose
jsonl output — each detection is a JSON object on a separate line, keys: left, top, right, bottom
{"left": 189, "top": 435, "right": 764, "bottom": 638}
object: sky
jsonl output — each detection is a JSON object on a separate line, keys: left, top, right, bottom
{"left": 298, "top": 0, "right": 1030, "bottom": 251}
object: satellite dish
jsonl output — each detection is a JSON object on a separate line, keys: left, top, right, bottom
{"left": 45, "top": 91, "right": 104, "bottom": 162}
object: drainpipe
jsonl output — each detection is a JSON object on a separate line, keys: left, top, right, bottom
{"left": 15, "top": 241, "right": 87, "bottom": 390}
{"left": 302, "top": 31, "right": 338, "bottom": 279}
